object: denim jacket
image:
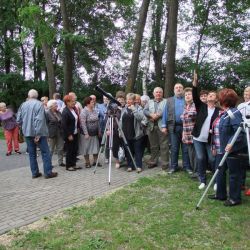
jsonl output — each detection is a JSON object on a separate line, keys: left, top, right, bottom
{"left": 219, "top": 107, "right": 246, "bottom": 153}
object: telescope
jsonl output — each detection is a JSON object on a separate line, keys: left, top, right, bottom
{"left": 95, "top": 85, "right": 122, "bottom": 106}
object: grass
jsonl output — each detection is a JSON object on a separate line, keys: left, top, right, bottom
{"left": 0, "top": 172, "right": 249, "bottom": 249}
{"left": 0, "top": 127, "right": 4, "bottom": 140}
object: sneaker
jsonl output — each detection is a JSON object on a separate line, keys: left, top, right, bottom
{"left": 198, "top": 183, "right": 206, "bottom": 190}
{"left": 115, "top": 163, "right": 120, "bottom": 169}
{"left": 137, "top": 168, "right": 142, "bottom": 173}
{"left": 213, "top": 183, "right": 217, "bottom": 191}
{"left": 224, "top": 199, "right": 241, "bottom": 207}
{"left": 15, "top": 150, "right": 21, "bottom": 154}
{"left": 168, "top": 169, "right": 176, "bottom": 174}
{"left": 127, "top": 167, "right": 132, "bottom": 172}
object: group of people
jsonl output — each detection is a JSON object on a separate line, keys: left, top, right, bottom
{"left": 1, "top": 77, "right": 250, "bottom": 207}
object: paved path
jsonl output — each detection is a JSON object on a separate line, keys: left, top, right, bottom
{"left": 0, "top": 140, "right": 160, "bottom": 235}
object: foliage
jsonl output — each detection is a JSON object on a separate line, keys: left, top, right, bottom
{"left": 1, "top": 173, "right": 249, "bottom": 249}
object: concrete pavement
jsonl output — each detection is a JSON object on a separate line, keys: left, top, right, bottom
{"left": 0, "top": 139, "right": 161, "bottom": 235}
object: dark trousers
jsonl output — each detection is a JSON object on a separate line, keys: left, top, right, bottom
{"left": 125, "top": 137, "right": 144, "bottom": 169}
{"left": 216, "top": 154, "right": 242, "bottom": 202}
{"left": 65, "top": 134, "right": 78, "bottom": 167}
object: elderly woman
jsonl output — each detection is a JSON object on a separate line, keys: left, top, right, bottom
{"left": 46, "top": 100, "right": 65, "bottom": 167}
{"left": 0, "top": 102, "right": 21, "bottom": 156}
{"left": 209, "top": 88, "right": 247, "bottom": 206}
{"left": 61, "top": 95, "right": 81, "bottom": 171}
{"left": 120, "top": 93, "right": 145, "bottom": 172}
{"left": 80, "top": 96, "right": 100, "bottom": 168}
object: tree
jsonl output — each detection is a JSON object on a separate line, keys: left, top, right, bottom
{"left": 125, "top": 0, "right": 150, "bottom": 93}
{"left": 164, "top": 0, "right": 179, "bottom": 97}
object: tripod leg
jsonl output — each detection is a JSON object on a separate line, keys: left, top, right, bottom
{"left": 93, "top": 118, "right": 109, "bottom": 173}
{"left": 115, "top": 117, "right": 138, "bottom": 172}
{"left": 196, "top": 125, "right": 243, "bottom": 209}
{"left": 244, "top": 126, "right": 250, "bottom": 165}
{"left": 108, "top": 117, "right": 114, "bottom": 184}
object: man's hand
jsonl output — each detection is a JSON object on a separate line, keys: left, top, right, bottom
{"left": 161, "top": 128, "right": 168, "bottom": 135}
{"left": 34, "top": 136, "right": 40, "bottom": 144}
{"left": 192, "top": 70, "right": 198, "bottom": 87}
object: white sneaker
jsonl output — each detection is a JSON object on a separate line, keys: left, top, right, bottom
{"left": 213, "top": 183, "right": 217, "bottom": 191}
{"left": 115, "top": 163, "right": 120, "bottom": 169}
{"left": 198, "top": 183, "right": 206, "bottom": 190}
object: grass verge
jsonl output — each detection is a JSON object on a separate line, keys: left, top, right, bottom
{"left": 0, "top": 127, "right": 4, "bottom": 140}
{"left": 0, "top": 172, "right": 249, "bottom": 249}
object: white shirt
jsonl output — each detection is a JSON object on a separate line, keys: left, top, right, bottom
{"left": 193, "top": 107, "right": 215, "bottom": 142}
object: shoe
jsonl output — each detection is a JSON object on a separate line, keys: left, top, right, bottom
{"left": 198, "top": 183, "right": 206, "bottom": 190}
{"left": 6, "top": 152, "right": 11, "bottom": 156}
{"left": 127, "top": 167, "right": 132, "bottom": 172}
{"left": 208, "top": 194, "right": 227, "bottom": 201}
{"left": 105, "top": 159, "right": 109, "bottom": 164}
{"left": 74, "top": 166, "right": 83, "bottom": 170}
{"left": 59, "top": 163, "right": 66, "bottom": 167}
{"left": 161, "top": 165, "right": 168, "bottom": 170}
{"left": 213, "top": 183, "right": 217, "bottom": 191}
{"left": 245, "top": 189, "right": 250, "bottom": 196}
{"left": 186, "top": 169, "right": 193, "bottom": 175}
{"left": 224, "top": 199, "right": 241, "bottom": 207}
{"left": 137, "top": 167, "right": 142, "bottom": 173}
{"left": 45, "top": 172, "right": 58, "bottom": 179}
{"left": 32, "top": 173, "right": 42, "bottom": 179}
{"left": 15, "top": 150, "right": 21, "bottom": 154}
{"left": 92, "top": 162, "right": 102, "bottom": 167}
{"left": 85, "top": 164, "right": 91, "bottom": 168}
{"left": 147, "top": 161, "right": 157, "bottom": 169}
{"left": 168, "top": 169, "right": 176, "bottom": 174}
{"left": 190, "top": 173, "right": 199, "bottom": 179}
{"left": 66, "top": 167, "right": 76, "bottom": 171}
{"left": 115, "top": 163, "right": 120, "bottom": 169}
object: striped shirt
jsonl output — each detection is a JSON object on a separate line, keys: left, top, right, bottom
{"left": 181, "top": 102, "right": 197, "bottom": 144}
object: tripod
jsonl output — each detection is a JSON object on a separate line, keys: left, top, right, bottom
{"left": 93, "top": 111, "right": 138, "bottom": 185}
{"left": 196, "top": 121, "right": 250, "bottom": 209}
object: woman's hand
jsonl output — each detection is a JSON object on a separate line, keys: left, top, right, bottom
{"left": 225, "top": 144, "right": 232, "bottom": 152}
{"left": 192, "top": 70, "right": 198, "bottom": 87}
{"left": 68, "top": 135, "right": 73, "bottom": 141}
{"left": 85, "top": 134, "right": 90, "bottom": 139}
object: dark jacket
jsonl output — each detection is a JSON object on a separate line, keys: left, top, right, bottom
{"left": 61, "top": 107, "right": 78, "bottom": 140}
{"left": 219, "top": 108, "right": 246, "bottom": 153}
{"left": 45, "top": 110, "right": 63, "bottom": 138}
{"left": 192, "top": 86, "right": 220, "bottom": 143}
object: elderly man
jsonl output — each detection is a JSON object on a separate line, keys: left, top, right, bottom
{"left": 17, "top": 89, "right": 58, "bottom": 179}
{"left": 143, "top": 87, "right": 169, "bottom": 169}
{"left": 162, "top": 83, "right": 192, "bottom": 174}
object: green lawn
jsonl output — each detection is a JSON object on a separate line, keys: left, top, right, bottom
{"left": 0, "top": 172, "right": 249, "bottom": 249}
{"left": 0, "top": 127, "right": 4, "bottom": 140}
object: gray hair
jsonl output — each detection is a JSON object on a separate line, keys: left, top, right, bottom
{"left": 47, "top": 100, "right": 57, "bottom": 109}
{"left": 140, "top": 95, "right": 150, "bottom": 102}
{"left": 153, "top": 87, "right": 163, "bottom": 94}
{"left": 126, "top": 93, "right": 136, "bottom": 100}
{"left": 0, "top": 102, "right": 6, "bottom": 109}
{"left": 28, "top": 89, "right": 38, "bottom": 99}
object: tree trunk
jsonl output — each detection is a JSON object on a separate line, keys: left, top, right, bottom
{"left": 59, "top": 0, "right": 74, "bottom": 95}
{"left": 125, "top": 0, "right": 150, "bottom": 93}
{"left": 41, "top": 42, "right": 56, "bottom": 98}
{"left": 164, "top": 0, "right": 178, "bottom": 97}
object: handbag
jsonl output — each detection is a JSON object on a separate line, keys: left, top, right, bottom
{"left": 18, "top": 128, "right": 24, "bottom": 143}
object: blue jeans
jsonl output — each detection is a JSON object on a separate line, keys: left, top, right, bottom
{"left": 216, "top": 154, "right": 242, "bottom": 202}
{"left": 193, "top": 139, "right": 215, "bottom": 184}
{"left": 26, "top": 136, "right": 53, "bottom": 177}
{"left": 169, "top": 125, "right": 191, "bottom": 171}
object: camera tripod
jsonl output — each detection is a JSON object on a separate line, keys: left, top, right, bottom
{"left": 196, "top": 121, "right": 250, "bottom": 209}
{"left": 93, "top": 111, "right": 138, "bottom": 185}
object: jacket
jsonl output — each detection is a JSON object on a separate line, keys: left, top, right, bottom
{"left": 61, "top": 106, "right": 78, "bottom": 139}
{"left": 45, "top": 109, "right": 63, "bottom": 138}
{"left": 192, "top": 86, "right": 220, "bottom": 143}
